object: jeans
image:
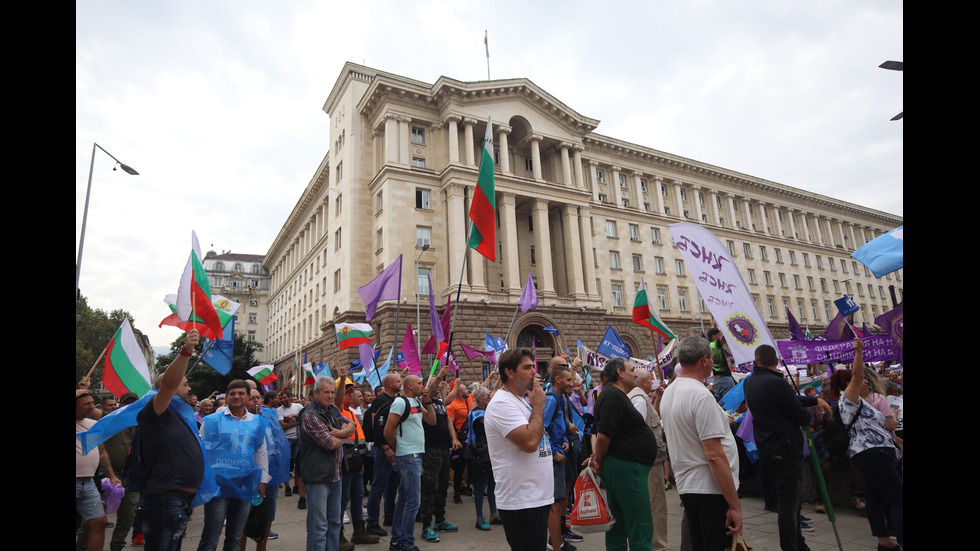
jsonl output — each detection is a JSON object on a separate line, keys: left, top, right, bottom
{"left": 713, "top": 375, "right": 736, "bottom": 401}
{"left": 761, "top": 454, "right": 806, "bottom": 551}
{"left": 366, "top": 445, "right": 399, "bottom": 524}
{"left": 851, "top": 447, "right": 903, "bottom": 546}
{"left": 391, "top": 454, "right": 423, "bottom": 550}
{"left": 341, "top": 471, "right": 364, "bottom": 523}
{"left": 197, "top": 497, "right": 251, "bottom": 551}
{"left": 472, "top": 468, "right": 497, "bottom": 520}
{"left": 305, "top": 480, "right": 343, "bottom": 551}
{"left": 135, "top": 494, "right": 193, "bottom": 551}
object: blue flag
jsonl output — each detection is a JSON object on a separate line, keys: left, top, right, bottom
{"left": 596, "top": 326, "right": 631, "bottom": 359}
{"left": 202, "top": 317, "right": 235, "bottom": 375}
{"left": 833, "top": 294, "right": 861, "bottom": 318}
{"left": 543, "top": 326, "right": 559, "bottom": 336}
{"left": 719, "top": 373, "right": 751, "bottom": 413}
{"left": 851, "top": 226, "right": 903, "bottom": 278}
{"left": 484, "top": 331, "right": 507, "bottom": 356}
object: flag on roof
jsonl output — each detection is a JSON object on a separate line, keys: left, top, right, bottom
{"left": 851, "top": 226, "right": 903, "bottom": 278}
{"left": 358, "top": 255, "right": 403, "bottom": 321}
{"left": 247, "top": 365, "right": 277, "bottom": 385}
{"left": 336, "top": 323, "right": 373, "bottom": 350}
{"left": 518, "top": 272, "right": 538, "bottom": 312}
{"left": 632, "top": 279, "right": 675, "bottom": 339}
{"left": 103, "top": 319, "right": 152, "bottom": 399}
{"left": 175, "top": 231, "right": 224, "bottom": 339}
{"left": 468, "top": 118, "right": 496, "bottom": 262}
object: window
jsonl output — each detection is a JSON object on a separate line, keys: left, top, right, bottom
{"left": 417, "top": 267, "right": 431, "bottom": 295}
{"left": 678, "top": 289, "right": 689, "bottom": 311}
{"left": 680, "top": 189, "right": 687, "bottom": 200}
{"left": 743, "top": 243, "right": 752, "bottom": 258}
{"left": 774, "top": 249, "right": 782, "bottom": 263}
{"left": 879, "top": 286, "right": 886, "bottom": 299}
{"left": 334, "top": 228, "right": 342, "bottom": 250}
{"left": 803, "top": 253, "right": 810, "bottom": 268}
{"left": 816, "top": 255, "right": 823, "bottom": 269}
{"left": 619, "top": 174, "right": 628, "bottom": 188}
{"left": 727, "top": 240, "right": 736, "bottom": 256}
{"left": 629, "top": 224, "right": 640, "bottom": 241}
{"left": 334, "top": 269, "right": 341, "bottom": 292}
{"left": 609, "top": 251, "right": 621, "bottom": 269}
{"left": 416, "top": 189, "right": 430, "bottom": 209}
{"left": 233, "top": 263, "right": 243, "bottom": 273}
{"left": 596, "top": 168, "right": 605, "bottom": 183}
{"left": 598, "top": 193, "right": 608, "bottom": 203}
{"left": 232, "top": 279, "right": 242, "bottom": 289}
{"left": 249, "top": 313, "right": 257, "bottom": 324}
{"left": 793, "top": 275, "right": 801, "bottom": 289}
{"left": 845, "top": 281, "right": 852, "bottom": 294}
{"left": 857, "top": 283, "right": 864, "bottom": 297}
{"left": 411, "top": 126, "right": 425, "bottom": 144}
{"left": 852, "top": 261, "right": 860, "bottom": 275}
{"left": 632, "top": 254, "right": 643, "bottom": 272}
{"left": 676, "top": 260, "right": 685, "bottom": 276}
{"left": 411, "top": 157, "right": 426, "bottom": 168}
{"left": 622, "top": 199, "right": 630, "bottom": 207}
{"left": 247, "top": 330, "right": 256, "bottom": 341}
{"left": 376, "top": 228, "right": 384, "bottom": 250}
{"left": 644, "top": 203, "right": 651, "bottom": 211}
{"left": 530, "top": 246, "right": 536, "bottom": 265}
{"left": 661, "top": 184, "right": 668, "bottom": 197}
{"left": 611, "top": 284, "right": 623, "bottom": 307}
{"left": 797, "top": 299, "right": 806, "bottom": 319}
{"left": 759, "top": 246, "right": 768, "bottom": 261}
{"left": 778, "top": 273, "right": 787, "bottom": 287}
{"left": 747, "top": 269, "right": 756, "bottom": 284}
{"left": 767, "top": 297, "right": 776, "bottom": 317}
{"left": 606, "top": 221, "right": 617, "bottom": 238}
{"left": 811, "top": 300, "right": 820, "bottom": 320}
{"left": 698, "top": 192, "right": 705, "bottom": 204}
{"left": 824, "top": 300, "right": 832, "bottom": 320}
{"left": 789, "top": 251, "right": 797, "bottom": 265}
{"left": 377, "top": 191, "right": 384, "bottom": 212}
{"left": 525, "top": 157, "right": 533, "bottom": 172}
{"left": 251, "top": 264, "right": 260, "bottom": 274}
{"left": 833, "top": 280, "right": 840, "bottom": 293}
{"left": 841, "top": 259, "right": 848, "bottom": 273}
{"left": 657, "top": 288, "right": 668, "bottom": 310}
{"left": 807, "top": 276, "right": 815, "bottom": 291}
{"left": 528, "top": 216, "right": 534, "bottom": 232}
{"left": 764, "top": 271, "right": 772, "bottom": 286}
{"left": 655, "top": 257, "right": 665, "bottom": 274}
{"left": 214, "top": 262, "right": 225, "bottom": 272}
{"left": 651, "top": 227, "right": 662, "bottom": 244}
{"left": 664, "top": 207, "right": 670, "bottom": 215}
{"left": 214, "top": 277, "right": 223, "bottom": 287}
{"left": 416, "top": 226, "right": 431, "bottom": 248}
{"left": 640, "top": 179, "right": 648, "bottom": 192}
{"left": 249, "top": 298, "right": 258, "bottom": 306}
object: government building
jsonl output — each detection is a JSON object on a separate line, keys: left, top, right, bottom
{"left": 263, "top": 62, "right": 903, "bottom": 381}
{"left": 201, "top": 250, "right": 271, "bottom": 364}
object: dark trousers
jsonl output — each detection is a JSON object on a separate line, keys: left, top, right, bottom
{"left": 420, "top": 447, "right": 451, "bottom": 525}
{"left": 499, "top": 505, "right": 550, "bottom": 551}
{"left": 679, "top": 493, "right": 730, "bottom": 551}
{"left": 760, "top": 454, "right": 806, "bottom": 551}
{"left": 851, "top": 447, "right": 903, "bottom": 546}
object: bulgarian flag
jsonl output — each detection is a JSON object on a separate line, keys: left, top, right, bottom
{"left": 103, "top": 319, "right": 152, "bottom": 398}
{"left": 303, "top": 362, "right": 315, "bottom": 385}
{"left": 175, "top": 231, "right": 224, "bottom": 339}
{"left": 468, "top": 117, "right": 496, "bottom": 262}
{"left": 159, "top": 294, "right": 241, "bottom": 341}
{"left": 336, "top": 323, "right": 373, "bottom": 350}
{"left": 632, "top": 279, "right": 675, "bottom": 339}
{"left": 247, "top": 365, "right": 278, "bottom": 385}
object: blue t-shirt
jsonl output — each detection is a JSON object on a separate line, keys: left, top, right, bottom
{"left": 389, "top": 396, "right": 426, "bottom": 456}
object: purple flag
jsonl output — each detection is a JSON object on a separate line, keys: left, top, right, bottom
{"left": 459, "top": 341, "right": 496, "bottom": 364}
{"left": 357, "top": 254, "right": 403, "bottom": 320}
{"left": 401, "top": 324, "right": 423, "bottom": 376}
{"left": 518, "top": 272, "right": 538, "bottom": 313}
{"left": 358, "top": 342, "right": 376, "bottom": 377}
{"left": 875, "top": 303, "right": 903, "bottom": 365}
{"left": 823, "top": 311, "right": 855, "bottom": 341}
{"left": 428, "top": 273, "right": 443, "bottom": 343}
{"left": 421, "top": 334, "right": 439, "bottom": 355}
{"left": 446, "top": 348, "right": 460, "bottom": 376}
{"left": 786, "top": 308, "right": 807, "bottom": 341}
{"left": 440, "top": 296, "right": 452, "bottom": 337}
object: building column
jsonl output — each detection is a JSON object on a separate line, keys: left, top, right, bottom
{"left": 631, "top": 171, "right": 643, "bottom": 210}
{"left": 672, "top": 180, "right": 685, "bottom": 218}
{"left": 463, "top": 119, "right": 477, "bottom": 167}
{"left": 559, "top": 142, "right": 572, "bottom": 187}
{"left": 773, "top": 206, "right": 785, "bottom": 238}
{"left": 445, "top": 184, "right": 468, "bottom": 287}
{"left": 384, "top": 114, "right": 399, "bottom": 164}
{"left": 562, "top": 204, "right": 585, "bottom": 298}
{"left": 445, "top": 115, "right": 461, "bottom": 165}
{"left": 532, "top": 199, "right": 554, "bottom": 295}
{"left": 530, "top": 135, "right": 543, "bottom": 180}
{"left": 589, "top": 160, "right": 601, "bottom": 202}
{"left": 740, "top": 197, "right": 752, "bottom": 230}
{"left": 757, "top": 201, "right": 771, "bottom": 236}
{"left": 823, "top": 217, "right": 835, "bottom": 247}
{"left": 500, "top": 193, "right": 520, "bottom": 293}
{"left": 800, "top": 212, "right": 813, "bottom": 243}
{"left": 725, "top": 193, "right": 738, "bottom": 229}
{"left": 706, "top": 191, "right": 720, "bottom": 225}
{"left": 469, "top": 242, "right": 486, "bottom": 292}
{"left": 652, "top": 176, "right": 665, "bottom": 214}
{"left": 691, "top": 185, "right": 704, "bottom": 223}
{"left": 497, "top": 125, "right": 512, "bottom": 175}
{"left": 573, "top": 146, "right": 585, "bottom": 189}
{"left": 811, "top": 215, "right": 824, "bottom": 245}
{"left": 835, "top": 220, "right": 848, "bottom": 249}
{"left": 610, "top": 166, "right": 623, "bottom": 206}
{"left": 579, "top": 206, "right": 597, "bottom": 297}
{"left": 398, "top": 116, "right": 411, "bottom": 165}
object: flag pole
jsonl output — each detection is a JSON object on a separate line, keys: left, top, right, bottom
{"left": 503, "top": 289, "right": 523, "bottom": 344}
{"left": 86, "top": 343, "right": 109, "bottom": 379}
{"left": 446, "top": 219, "right": 473, "bottom": 372}
{"left": 186, "top": 338, "right": 217, "bottom": 377}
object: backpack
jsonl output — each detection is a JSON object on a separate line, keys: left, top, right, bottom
{"left": 823, "top": 401, "right": 863, "bottom": 457}
{"left": 370, "top": 394, "right": 412, "bottom": 446}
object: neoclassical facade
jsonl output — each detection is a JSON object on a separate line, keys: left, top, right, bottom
{"left": 202, "top": 250, "right": 271, "bottom": 364}
{"left": 263, "top": 63, "right": 903, "bottom": 378}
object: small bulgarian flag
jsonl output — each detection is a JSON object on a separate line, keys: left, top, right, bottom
{"left": 632, "top": 280, "right": 675, "bottom": 339}
{"left": 336, "top": 323, "right": 373, "bottom": 350}
{"left": 103, "top": 319, "right": 152, "bottom": 398}
{"left": 247, "top": 365, "right": 278, "bottom": 385}
{"left": 159, "top": 294, "right": 240, "bottom": 341}
{"left": 468, "top": 117, "right": 496, "bottom": 262}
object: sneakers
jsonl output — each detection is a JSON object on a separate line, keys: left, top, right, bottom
{"left": 298, "top": 496, "right": 307, "bottom": 510}
{"left": 562, "top": 529, "right": 584, "bottom": 542}
{"left": 489, "top": 513, "right": 503, "bottom": 525}
{"left": 422, "top": 526, "right": 440, "bottom": 542}
{"left": 800, "top": 514, "right": 812, "bottom": 522}
{"left": 383, "top": 517, "right": 393, "bottom": 527}
{"left": 284, "top": 485, "right": 293, "bottom": 497}
{"left": 367, "top": 523, "right": 388, "bottom": 537}
{"left": 344, "top": 512, "right": 351, "bottom": 524}
{"left": 547, "top": 542, "right": 577, "bottom": 551}
{"left": 131, "top": 533, "right": 145, "bottom": 546}
{"left": 814, "top": 502, "right": 827, "bottom": 514}
{"left": 433, "top": 520, "right": 458, "bottom": 532}
{"left": 267, "top": 531, "right": 279, "bottom": 540}
{"left": 453, "top": 493, "right": 463, "bottom": 504}
{"left": 475, "top": 517, "right": 491, "bottom": 531}
{"left": 800, "top": 521, "right": 815, "bottom": 533}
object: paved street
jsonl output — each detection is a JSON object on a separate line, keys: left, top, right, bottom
{"left": 98, "top": 483, "right": 884, "bottom": 551}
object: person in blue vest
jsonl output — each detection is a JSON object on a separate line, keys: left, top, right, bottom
{"left": 197, "top": 380, "right": 271, "bottom": 551}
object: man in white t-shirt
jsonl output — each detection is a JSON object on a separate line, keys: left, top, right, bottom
{"left": 661, "top": 337, "right": 742, "bottom": 551}
{"left": 485, "top": 348, "right": 552, "bottom": 551}
{"left": 278, "top": 390, "right": 305, "bottom": 503}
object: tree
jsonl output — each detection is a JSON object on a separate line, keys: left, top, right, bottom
{"left": 76, "top": 295, "right": 137, "bottom": 387}
{"left": 155, "top": 331, "right": 265, "bottom": 399}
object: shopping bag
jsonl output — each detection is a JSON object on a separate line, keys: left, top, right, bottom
{"left": 569, "top": 467, "right": 615, "bottom": 533}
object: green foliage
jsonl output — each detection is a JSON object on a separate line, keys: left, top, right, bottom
{"left": 75, "top": 295, "right": 136, "bottom": 387}
{"left": 156, "top": 331, "right": 265, "bottom": 399}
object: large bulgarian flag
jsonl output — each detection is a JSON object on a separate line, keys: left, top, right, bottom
{"left": 247, "top": 365, "right": 278, "bottom": 385}
{"left": 175, "top": 231, "right": 224, "bottom": 339}
{"left": 103, "top": 319, "right": 152, "bottom": 398}
{"left": 336, "top": 323, "right": 373, "bottom": 350}
{"left": 159, "top": 294, "right": 240, "bottom": 341}
{"left": 632, "top": 279, "right": 676, "bottom": 339}
{"left": 303, "top": 362, "right": 315, "bottom": 385}
{"left": 468, "top": 117, "right": 496, "bottom": 262}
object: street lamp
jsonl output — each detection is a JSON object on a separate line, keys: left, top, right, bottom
{"left": 415, "top": 244, "right": 431, "bottom": 351}
{"left": 76, "top": 142, "right": 139, "bottom": 300}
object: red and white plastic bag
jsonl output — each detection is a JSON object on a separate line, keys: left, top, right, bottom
{"left": 570, "top": 466, "right": 615, "bottom": 533}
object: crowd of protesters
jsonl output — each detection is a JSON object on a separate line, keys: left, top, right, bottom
{"left": 77, "top": 328, "right": 902, "bottom": 551}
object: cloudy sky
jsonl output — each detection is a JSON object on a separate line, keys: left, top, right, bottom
{"left": 76, "top": 0, "right": 903, "bottom": 351}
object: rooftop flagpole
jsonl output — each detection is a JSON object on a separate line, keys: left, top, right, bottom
{"left": 484, "top": 30, "right": 490, "bottom": 80}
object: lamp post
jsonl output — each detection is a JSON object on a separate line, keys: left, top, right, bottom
{"left": 415, "top": 244, "right": 431, "bottom": 352}
{"left": 76, "top": 142, "right": 139, "bottom": 300}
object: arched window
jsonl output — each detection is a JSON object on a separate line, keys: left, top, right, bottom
{"left": 233, "top": 263, "right": 243, "bottom": 273}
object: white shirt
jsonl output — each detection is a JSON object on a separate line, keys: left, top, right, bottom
{"left": 485, "top": 388, "right": 553, "bottom": 510}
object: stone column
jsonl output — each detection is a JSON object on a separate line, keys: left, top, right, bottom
{"left": 691, "top": 185, "right": 704, "bottom": 222}
{"left": 445, "top": 115, "right": 461, "bottom": 165}
{"left": 469, "top": 242, "right": 486, "bottom": 292}
{"left": 497, "top": 125, "right": 512, "bottom": 174}
{"left": 707, "top": 191, "right": 720, "bottom": 225}
{"left": 445, "top": 184, "right": 468, "bottom": 287}
{"left": 740, "top": 197, "right": 752, "bottom": 230}
{"left": 773, "top": 206, "right": 785, "bottom": 238}
{"left": 560, "top": 142, "right": 572, "bottom": 187}
{"left": 673, "top": 180, "right": 685, "bottom": 218}
{"left": 398, "top": 115, "right": 411, "bottom": 165}
{"left": 532, "top": 199, "right": 554, "bottom": 295}
{"left": 562, "top": 204, "right": 585, "bottom": 298}
{"left": 653, "top": 176, "right": 665, "bottom": 214}
{"left": 589, "top": 160, "right": 601, "bottom": 203}
{"left": 500, "top": 193, "right": 520, "bottom": 293}
{"left": 725, "top": 193, "right": 738, "bottom": 228}
{"left": 757, "top": 201, "right": 770, "bottom": 236}
{"left": 811, "top": 215, "right": 824, "bottom": 245}
{"left": 834, "top": 220, "right": 848, "bottom": 249}
{"left": 800, "top": 212, "right": 813, "bottom": 243}
{"left": 579, "top": 206, "right": 597, "bottom": 297}
{"left": 463, "top": 119, "right": 477, "bottom": 167}
{"left": 610, "top": 166, "right": 622, "bottom": 206}
{"left": 530, "top": 135, "right": 543, "bottom": 180}
{"left": 573, "top": 146, "right": 585, "bottom": 189}
{"left": 823, "top": 217, "right": 835, "bottom": 247}
{"left": 384, "top": 114, "right": 398, "bottom": 164}
{"left": 631, "top": 171, "right": 643, "bottom": 210}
